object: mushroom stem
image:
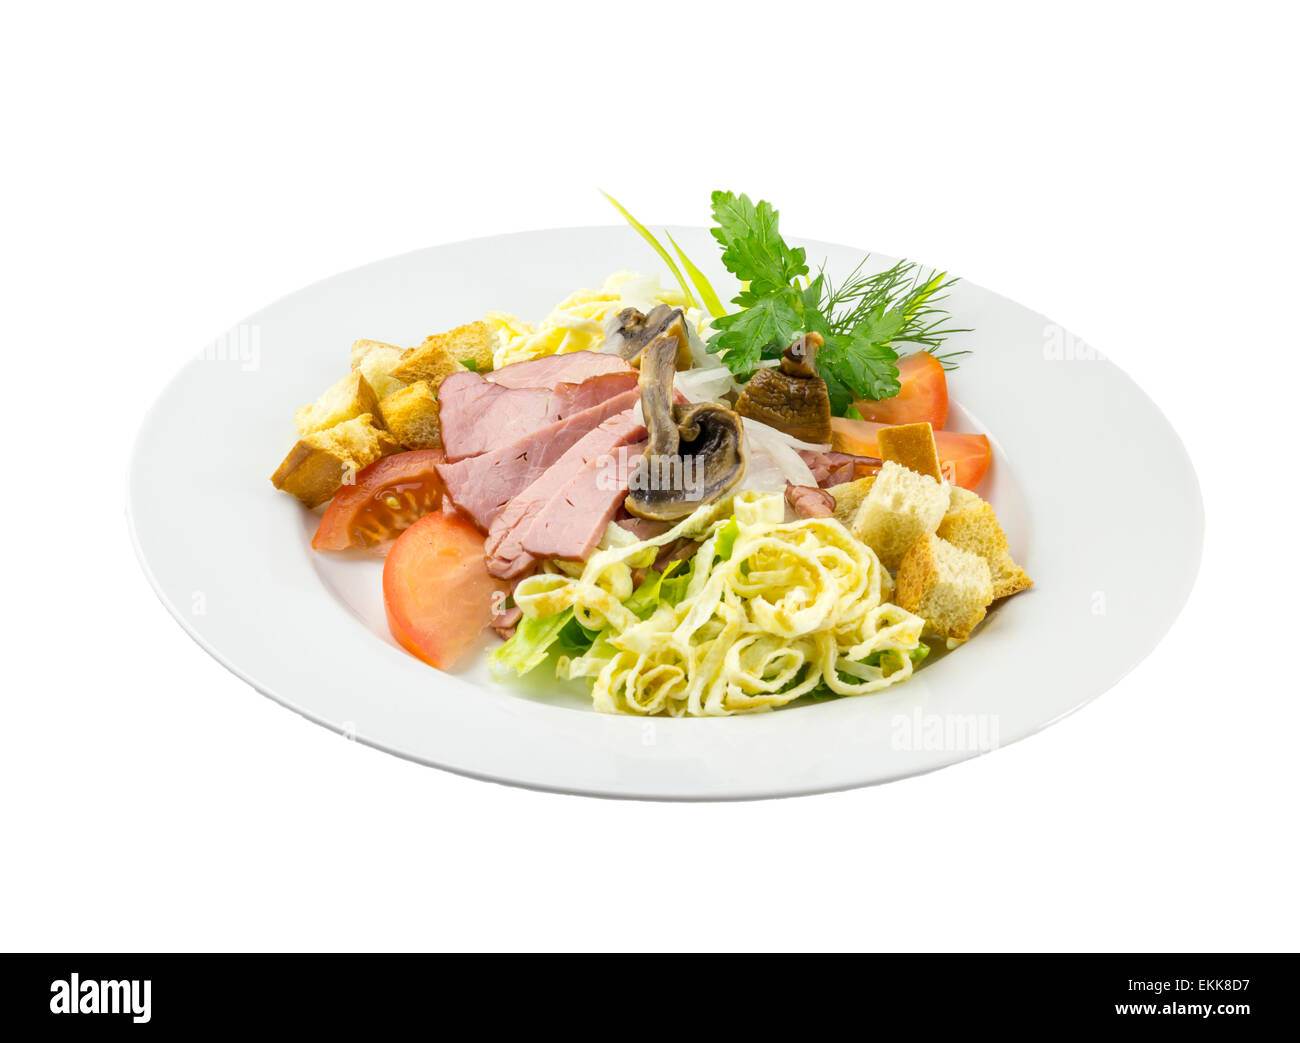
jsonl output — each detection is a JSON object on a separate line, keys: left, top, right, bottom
{"left": 781, "top": 331, "right": 823, "bottom": 378}
{"left": 638, "top": 334, "right": 681, "bottom": 458}
{"left": 625, "top": 336, "right": 747, "bottom": 521}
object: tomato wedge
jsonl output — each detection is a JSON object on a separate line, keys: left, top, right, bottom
{"left": 854, "top": 351, "right": 949, "bottom": 429}
{"left": 312, "top": 449, "right": 446, "bottom": 550}
{"left": 831, "top": 417, "right": 992, "bottom": 490}
{"left": 383, "top": 512, "right": 507, "bottom": 669}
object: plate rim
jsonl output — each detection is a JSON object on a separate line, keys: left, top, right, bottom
{"left": 126, "top": 224, "right": 1205, "bottom": 801}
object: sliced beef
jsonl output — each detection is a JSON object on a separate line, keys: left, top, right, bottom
{"left": 522, "top": 441, "right": 648, "bottom": 566}
{"left": 437, "top": 374, "right": 553, "bottom": 462}
{"left": 438, "top": 369, "right": 637, "bottom": 462}
{"left": 490, "top": 605, "right": 523, "bottom": 640}
{"left": 486, "top": 411, "right": 647, "bottom": 578}
{"left": 653, "top": 537, "right": 701, "bottom": 572}
{"left": 798, "top": 449, "right": 882, "bottom": 487}
{"left": 436, "top": 387, "right": 640, "bottom": 531}
{"left": 614, "top": 516, "right": 674, "bottom": 542}
{"left": 484, "top": 350, "right": 633, "bottom": 389}
{"left": 786, "top": 483, "right": 836, "bottom": 518}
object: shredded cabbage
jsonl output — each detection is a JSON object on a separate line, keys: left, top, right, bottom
{"left": 493, "top": 492, "right": 926, "bottom": 716}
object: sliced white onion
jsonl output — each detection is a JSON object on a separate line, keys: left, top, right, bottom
{"left": 742, "top": 417, "right": 830, "bottom": 454}
{"left": 740, "top": 418, "right": 822, "bottom": 492}
{"left": 675, "top": 364, "right": 737, "bottom": 403}
{"left": 608, "top": 274, "right": 661, "bottom": 314}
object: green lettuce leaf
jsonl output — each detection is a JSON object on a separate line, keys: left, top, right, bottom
{"left": 714, "top": 518, "right": 740, "bottom": 561}
{"left": 556, "top": 614, "right": 600, "bottom": 656}
{"left": 624, "top": 568, "right": 668, "bottom": 619}
{"left": 658, "top": 559, "right": 695, "bottom": 606}
{"left": 491, "top": 608, "right": 576, "bottom": 677}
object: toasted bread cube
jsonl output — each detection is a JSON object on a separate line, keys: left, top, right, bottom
{"left": 294, "top": 371, "right": 380, "bottom": 436}
{"left": 829, "top": 476, "right": 875, "bottom": 526}
{"left": 895, "top": 533, "right": 994, "bottom": 641}
{"left": 378, "top": 381, "right": 442, "bottom": 450}
{"left": 938, "top": 487, "right": 1032, "bottom": 600}
{"left": 418, "top": 320, "right": 495, "bottom": 373}
{"left": 271, "top": 414, "right": 400, "bottom": 508}
{"left": 850, "top": 460, "right": 950, "bottom": 569}
{"left": 391, "top": 328, "right": 471, "bottom": 386}
{"left": 349, "top": 338, "right": 394, "bottom": 369}
{"left": 876, "top": 422, "right": 943, "bottom": 481}
{"left": 350, "top": 340, "right": 408, "bottom": 399}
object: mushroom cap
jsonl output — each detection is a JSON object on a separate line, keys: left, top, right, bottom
{"left": 625, "top": 336, "right": 747, "bottom": 521}
{"left": 605, "top": 305, "right": 693, "bottom": 370}
{"left": 734, "top": 333, "right": 832, "bottom": 444}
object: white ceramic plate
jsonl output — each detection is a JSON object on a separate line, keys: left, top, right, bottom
{"left": 127, "top": 226, "right": 1202, "bottom": 800}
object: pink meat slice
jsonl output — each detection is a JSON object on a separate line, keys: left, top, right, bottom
{"left": 797, "top": 449, "right": 881, "bottom": 487}
{"left": 436, "top": 387, "right": 641, "bottom": 530}
{"left": 484, "top": 411, "right": 647, "bottom": 579}
{"left": 484, "top": 350, "right": 633, "bottom": 389}
{"left": 785, "top": 483, "right": 836, "bottom": 518}
{"left": 438, "top": 369, "right": 638, "bottom": 462}
{"left": 614, "top": 516, "right": 674, "bottom": 542}
{"left": 522, "top": 440, "right": 648, "bottom": 565}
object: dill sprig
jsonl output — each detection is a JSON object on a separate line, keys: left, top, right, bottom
{"left": 820, "top": 258, "right": 970, "bottom": 363}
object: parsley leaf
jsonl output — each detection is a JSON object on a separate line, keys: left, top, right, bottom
{"left": 707, "top": 288, "right": 805, "bottom": 376}
{"left": 812, "top": 306, "right": 906, "bottom": 410}
{"left": 817, "top": 355, "right": 857, "bottom": 416}
{"left": 709, "top": 191, "right": 808, "bottom": 292}
{"left": 824, "top": 306, "right": 904, "bottom": 402}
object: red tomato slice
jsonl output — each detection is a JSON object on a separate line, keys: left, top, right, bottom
{"left": 312, "top": 449, "right": 446, "bottom": 550}
{"left": 854, "top": 351, "right": 949, "bottom": 429}
{"left": 383, "top": 512, "right": 507, "bottom": 669}
{"left": 831, "top": 418, "right": 992, "bottom": 490}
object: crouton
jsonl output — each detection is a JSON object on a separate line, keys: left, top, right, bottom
{"left": 850, "top": 460, "right": 950, "bottom": 569}
{"left": 937, "top": 487, "right": 1032, "bottom": 599}
{"left": 350, "top": 338, "right": 392, "bottom": 369}
{"left": 271, "top": 414, "right": 400, "bottom": 508}
{"left": 378, "top": 381, "right": 442, "bottom": 450}
{"left": 391, "top": 328, "right": 472, "bottom": 386}
{"left": 895, "top": 533, "right": 994, "bottom": 641}
{"left": 350, "top": 340, "right": 408, "bottom": 399}
{"left": 294, "top": 371, "right": 380, "bottom": 436}
{"left": 876, "top": 422, "right": 943, "bottom": 480}
{"left": 417, "top": 320, "right": 495, "bottom": 373}
{"left": 829, "top": 476, "right": 875, "bottom": 526}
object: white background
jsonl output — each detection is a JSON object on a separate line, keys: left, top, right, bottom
{"left": 3, "top": 1, "right": 1296, "bottom": 952}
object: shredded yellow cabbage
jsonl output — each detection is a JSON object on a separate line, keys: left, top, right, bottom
{"left": 510, "top": 492, "right": 926, "bottom": 716}
{"left": 487, "top": 271, "right": 702, "bottom": 369}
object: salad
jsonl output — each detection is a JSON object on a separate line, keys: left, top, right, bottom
{"left": 270, "top": 191, "right": 1032, "bottom": 716}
